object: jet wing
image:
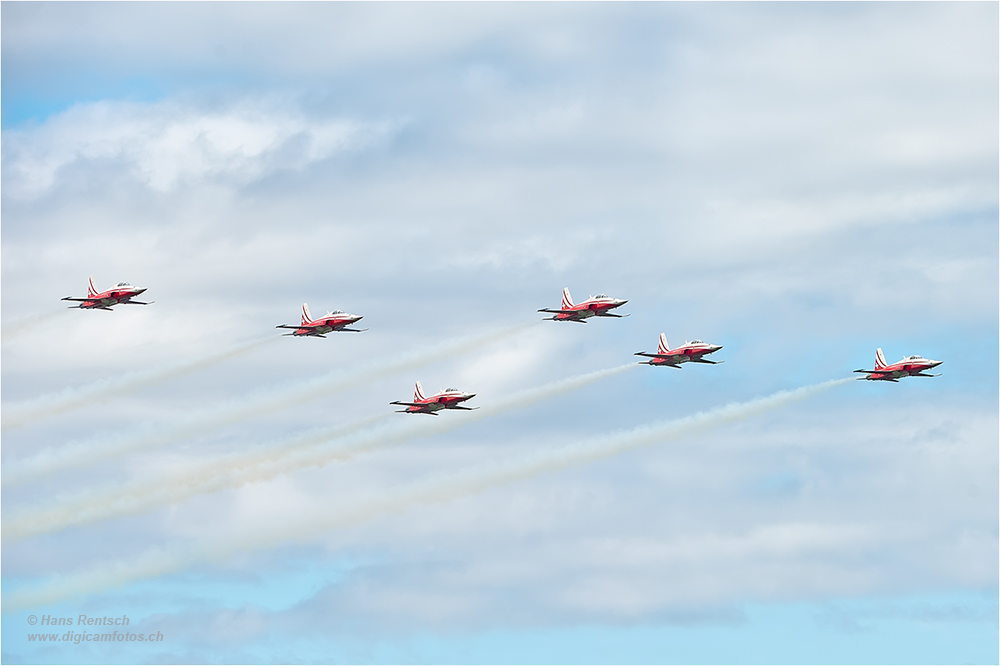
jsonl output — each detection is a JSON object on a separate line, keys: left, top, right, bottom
{"left": 634, "top": 352, "right": 669, "bottom": 358}
{"left": 276, "top": 325, "right": 327, "bottom": 338}
{"left": 276, "top": 324, "right": 323, "bottom": 333}
{"left": 62, "top": 298, "right": 114, "bottom": 311}
{"left": 854, "top": 372, "right": 899, "bottom": 382}
{"left": 448, "top": 405, "right": 479, "bottom": 410}
{"left": 389, "top": 401, "right": 427, "bottom": 407}
{"left": 537, "top": 308, "right": 579, "bottom": 315}
{"left": 539, "top": 309, "right": 588, "bottom": 323}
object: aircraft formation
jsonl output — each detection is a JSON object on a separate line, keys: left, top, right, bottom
{"left": 64, "top": 278, "right": 943, "bottom": 414}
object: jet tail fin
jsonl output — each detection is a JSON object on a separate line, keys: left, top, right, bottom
{"left": 875, "top": 347, "right": 887, "bottom": 370}
{"left": 657, "top": 333, "right": 670, "bottom": 354}
{"left": 414, "top": 380, "right": 426, "bottom": 402}
{"left": 88, "top": 276, "right": 99, "bottom": 298}
{"left": 561, "top": 287, "right": 574, "bottom": 310}
{"left": 301, "top": 303, "right": 314, "bottom": 325}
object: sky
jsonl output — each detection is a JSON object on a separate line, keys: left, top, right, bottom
{"left": 1, "top": 2, "right": 997, "bottom": 664}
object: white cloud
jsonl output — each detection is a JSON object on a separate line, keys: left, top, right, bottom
{"left": 2, "top": 99, "right": 397, "bottom": 196}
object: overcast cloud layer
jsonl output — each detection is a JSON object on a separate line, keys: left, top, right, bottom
{"left": 2, "top": 3, "right": 997, "bottom": 664}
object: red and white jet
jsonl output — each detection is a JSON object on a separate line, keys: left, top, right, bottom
{"left": 62, "top": 277, "right": 152, "bottom": 311}
{"left": 538, "top": 287, "right": 628, "bottom": 323}
{"left": 390, "top": 381, "right": 477, "bottom": 415}
{"left": 276, "top": 303, "right": 366, "bottom": 337}
{"left": 635, "top": 333, "right": 723, "bottom": 368}
{"left": 854, "top": 348, "right": 942, "bottom": 382}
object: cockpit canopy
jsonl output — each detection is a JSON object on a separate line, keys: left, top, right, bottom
{"left": 445, "top": 387, "right": 458, "bottom": 392}
{"left": 594, "top": 294, "right": 608, "bottom": 299}
{"left": 907, "top": 355, "right": 924, "bottom": 360}
{"left": 690, "top": 339, "right": 704, "bottom": 344}
{"left": 330, "top": 310, "right": 344, "bottom": 315}
{"left": 115, "top": 282, "right": 131, "bottom": 287}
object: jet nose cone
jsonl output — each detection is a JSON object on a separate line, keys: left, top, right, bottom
{"left": 930, "top": 360, "right": 943, "bottom": 367}
{"left": 135, "top": 287, "right": 147, "bottom": 294}
{"left": 711, "top": 345, "right": 723, "bottom": 351}
{"left": 465, "top": 393, "right": 476, "bottom": 399}
{"left": 353, "top": 315, "right": 363, "bottom": 322}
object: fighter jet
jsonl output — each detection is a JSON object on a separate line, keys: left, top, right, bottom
{"left": 854, "top": 348, "right": 942, "bottom": 381}
{"left": 391, "top": 381, "right": 477, "bottom": 415}
{"left": 538, "top": 287, "right": 628, "bottom": 323}
{"left": 62, "top": 277, "right": 152, "bottom": 311}
{"left": 276, "top": 303, "right": 366, "bottom": 337}
{"left": 635, "top": 333, "right": 723, "bottom": 368}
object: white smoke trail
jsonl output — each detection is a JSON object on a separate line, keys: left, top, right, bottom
{"left": 1, "top": 377, "right": 850, "bottom": 612}
{"left": 3, "top": 363, "right": 635, "bottom": 542}
{"left": 0, "top": 310, "right": 70, "bottom": 343}
{"left": 1, "top": 412, "right": 395, "bottom": 543}
{"left": 1, "top": 322, "right": 535, "bottom": 487}
{"left": 2, "top": 336, "right": 277, "bottom": 430}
